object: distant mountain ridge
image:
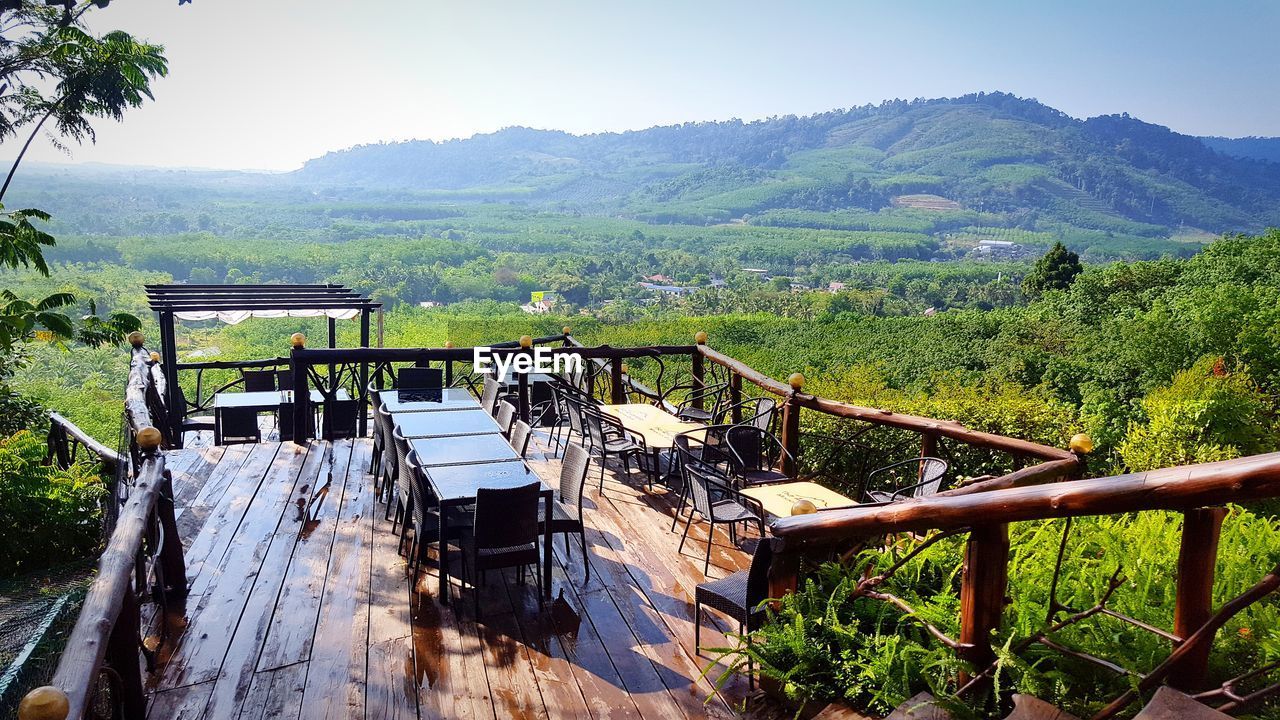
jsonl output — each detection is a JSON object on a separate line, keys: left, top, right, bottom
{"left": 294, "top": 92, "right": 1280, "bottom": 236}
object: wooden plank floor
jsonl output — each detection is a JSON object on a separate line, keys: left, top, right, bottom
{"left": 145, "top": 428, "right": 771, "bottom": 719}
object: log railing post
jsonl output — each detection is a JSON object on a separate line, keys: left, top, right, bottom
{"left": 780, "top": 373, "right": 804, "bottom": 477}
{"left": 920, "top": 430, "right": 939, "bottom": 481}
{"left": 1169, "top": 507, "right": 1226, "bottom": 691}
{"left": 767, "top": 542, "right": 799, "bottom": 601}
{"left": 692, "top": 331, "right": 707, "bottom": 411}
{"left": 958, "top": 523, "right": 1010, "bottom": 686}
{"left": 104, "top": 588, "right": 146, "bottom": 719}
{"left": 290, "top": 334, "right": 311, "bottom": 444}
{"left": 729, "top": 372, "right": 743, "bottom": 424}
{"left": 610, "top": 356, "right": 626, "bottom": 405}
{"left": 155, "top": 469, "right": 188, "bottom": 598}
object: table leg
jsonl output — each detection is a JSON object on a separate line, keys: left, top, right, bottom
{"left": 439, "top": 501, "right": 449, "bottom": 605}
{"left": 543, "top": 491, "right": 553, "bottom": 600}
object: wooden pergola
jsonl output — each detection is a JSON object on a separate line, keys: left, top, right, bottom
{"left": 146, "top": 283, "right": 380, "bottom": 445}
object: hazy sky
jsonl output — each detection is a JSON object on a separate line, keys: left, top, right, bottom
{"left": 14, "top": 0, "right": 1280, "bottom": 171}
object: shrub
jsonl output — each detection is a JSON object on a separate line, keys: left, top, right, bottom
{"left": 0, "top": 430, "right": 105, "bottom": 577}
{"left": 1119, "top": 356, "right": 1275, "bottom": 472}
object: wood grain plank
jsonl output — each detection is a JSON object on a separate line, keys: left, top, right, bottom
{"left": 365, "top": 455, "right": 419, "bottom": 720}
{"left": 257, "top": 440, "right": 357, "bottom": 671}
{"left": 233, "top": 662, "right": 309, "bottom": 720}
{"left": 147, "top": 680, "right": 214, "bottom": 720}
{"left": 200, "top": 443, "right": 331, "bottom": 719}
{"left": 298, "top": 439, "right": 375, "bottom": 720}
{"left": 367, "top": 636, "right": 419, "bottom": 720}
{"left": 160, "top": 442, "right": 309, "bottom": 689}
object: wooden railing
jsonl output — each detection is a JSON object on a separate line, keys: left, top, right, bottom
{"left": 769, "top": 450, "right": 1280, "bottom": 715}
{"left": 18, "top": 343, "right": 187, "bottom": 720}
{"left": 45, "top": 412, "right": 119, "bottom": 475}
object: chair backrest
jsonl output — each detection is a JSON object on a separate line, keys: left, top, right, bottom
{"left": 745, "top": 538, "right": 775, "bottom": 611}
{"left": 725, "top": 425, "right": 769, "bottom": 473}
{"left": 509, "top": 420, "right": 533, "bottom": 458}
{"left": 560, "top": 389, "right": 586, "bottom": 438}
{"left": 472, "top": 481, "right": 542, "bottom": 551}
{"left": 242, "top": 370, "right": 277, "bottom": 392}
{"left": 323, "top": 398, "right": 361, "bottom": 440}
{"left": 397, "top": 367, "right": 443, "bottom": 390}
{"left": 276, "top": 369, "right": 294, "bottom": 391}
{"left": 277, "top": 401, "right": 315, "bottom": 442}
{"left": 684, "top": 463, "right": 720, "bottom": 517}
{"left": 579, "top": 405, "right": 608, "bottom": 449}
{"left": 728, "top": 397, "right": 778, "bottom": 433}
{"left": 481, "top": 376, "right": 501, "bottom": 415}
{"left": 559, "top": 444, "right": 590, "bottom": 520}
{"left": 217, "top": 406, "right": 260, "bottom": 445}
{"left": 915, "top": 457, "right": 949, "bottom": 498}
{"left": 376, "top": 404, "right": 397, "bottom": 476}
{"left": 495, "top": 400, "right": 516, "bottom": 437}
{"left": 391, "top": 426, "right": 414, "bottom": 502}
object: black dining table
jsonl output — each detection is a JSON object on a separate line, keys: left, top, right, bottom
{"left": 425, "top": 458, "right": 553, "bottom": 603}
{"left": 379, "top": 387, "right": 479, "bottom": 413}
{"left": 391, "top": 408, "right": 500, "bottom": 438}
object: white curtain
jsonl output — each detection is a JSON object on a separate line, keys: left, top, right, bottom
{"left": 172, "top": 308, "right": 360, "bottom": 324}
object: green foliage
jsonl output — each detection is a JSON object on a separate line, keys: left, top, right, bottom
{"left": 1021, "top": 241, "right": 1082, "bottom": 298}
{"left": 1118, "top": 357, "right": 1275, "bottom": 471}
{"left": 0, "top": 430, "right": 104, "bottom": 577}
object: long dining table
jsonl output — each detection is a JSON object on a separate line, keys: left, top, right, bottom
{"left": 387, "top": 392, "right": 554, "bottom": 603}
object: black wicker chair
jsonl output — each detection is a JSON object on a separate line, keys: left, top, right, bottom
{"left": 509, "top": 419, "right": 533, "bottom": 458}
{"left": 241, "top": 369, "right": 278, "bottom": 392}
{"left": 694, "top": 537, "right": 774, "bottom": 688}
{"left": 460, "top": 481, "right": 544, "bottom": 618}
{"left": 659, "top": 381, "right": 729, "bottom": 424}
{"left": 677, "top": 462, "right": 765, "bottom": 575}
{"left": 275, "top": 369, "right": 293, "bottom": 391}
{"left": 495, "top": 400, "right": 517, "bottom": 438}
{"left": 539, "top": 443, "right": 591, "bottom": 582}
{"left": 724, "top": 425, "right": 794, "bottom": 487}
{"left": 405, "top": 450, "right": 472, "bottom": 587}
{"left": 398, "top": 366, "right": 443, "bottom": 390}
{"left": 715, "top": 397, "right": 778, "bottom": 434}
{"left": 277, "top": 401, "right": 314, "bottom": 443}
{"left": 321, "top": 398, "right": 361, "bottom": 440}
{"left": 374, "top": 401, "right": 397, "bottom": 504}
{"left": 862, "top": 457, "right": 949, "bottom": 503}
{"left": 214, "top": 406, "right": 261, "bottom": 445}
{"left": 580, "top": 404, "right": 645, "bottom": 491}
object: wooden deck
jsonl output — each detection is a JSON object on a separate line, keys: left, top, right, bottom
{"left": 144, "top": 429, "right": 765, "bottom": 719}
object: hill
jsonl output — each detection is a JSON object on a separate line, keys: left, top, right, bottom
{"left": 293, "top": 92, "right": 1280, "bottom": 237}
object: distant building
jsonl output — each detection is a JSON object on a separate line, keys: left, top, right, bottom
{"left": 827, "top": 281, "right": 847, "bottom": 293}
{"left": 418, "top": 301, "right": 443, "bottom": 308}
{"left": 742, "top": 268, "right": 770, "bottom": 279}
{"left": 638, "top": 281, "right": 698, "bottom": 296}
{"left": 644, "top": 273, "right": 673, "bottom": 283}
{"left": 521, "top": 291, "right": 559, "bottom": 314}
{"left": 970, "top": 239, "right": 1026, "bottom": 259}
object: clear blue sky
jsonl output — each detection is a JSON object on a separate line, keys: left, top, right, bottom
{"left": 18, "top": 0, "right": 1280, "bottom": 171}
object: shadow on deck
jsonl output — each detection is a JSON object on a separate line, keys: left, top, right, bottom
{"left": 145, "top": 429, "right": 772, "bottom": 720}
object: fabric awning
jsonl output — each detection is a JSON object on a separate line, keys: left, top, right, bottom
{"left": 172, "top": 308, "right": 361, "bottom": 324}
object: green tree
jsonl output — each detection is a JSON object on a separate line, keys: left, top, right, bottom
{"left": 1022, "top": 241, "right": 1083, "bottom": 298}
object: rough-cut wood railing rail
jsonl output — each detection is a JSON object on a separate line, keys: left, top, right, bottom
{"left": 46, "top": 411, "right": 119, "bottom": 474}
{"left": 19, "top": 340, "right": 186, "bottom": 720}
{"left": 771, "top": 452, "right": 1280, "bottom": 716}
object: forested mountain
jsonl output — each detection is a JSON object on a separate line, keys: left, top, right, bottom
{"left": 294, "top": 92, "right": 1280, "bottom": 235}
